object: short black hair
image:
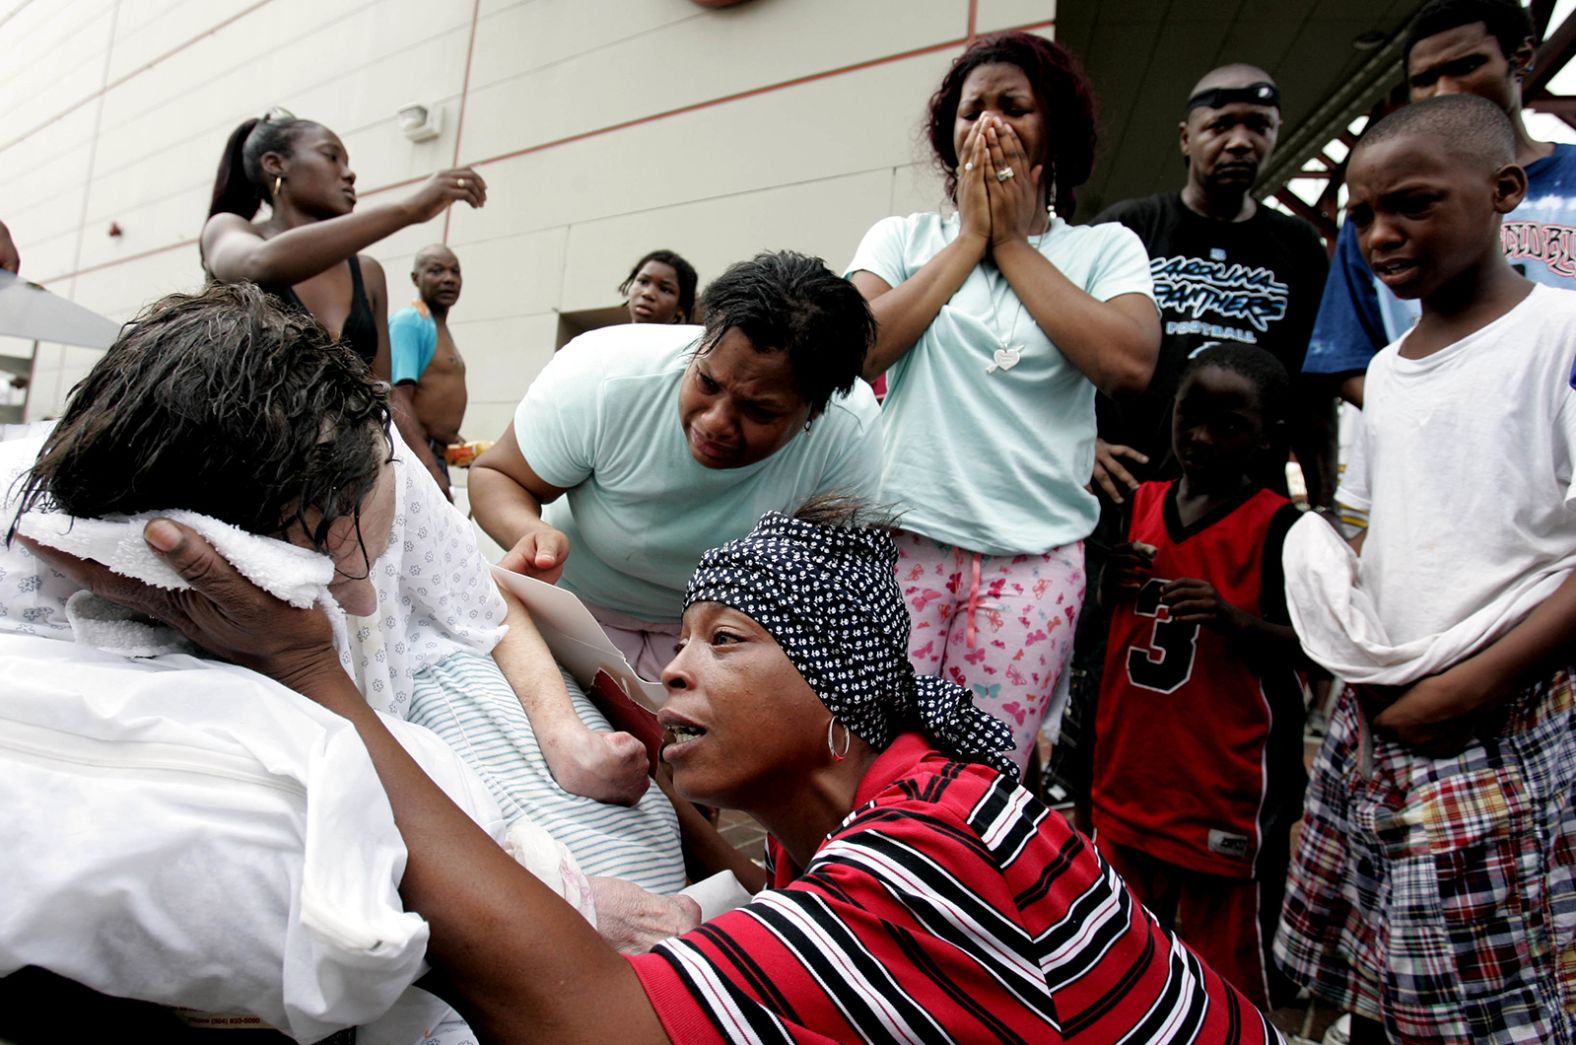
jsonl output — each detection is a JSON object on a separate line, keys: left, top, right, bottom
{"left": 1405, "top": 0, "right": 1535, "bottom": 73}
{"left": 696, "top": 250, "right": 873, "bottom": 413}
{"left": 619, "top": 249, "right": 698, "bottom": 323}
{"left": 1179, "top": 343, "right": 1290, "bottom": 429}
{"left": 1355, "top": 93, "right": 1516, "bottom": 169}
{"left": 413, "top": 243, "right": 459, "bottom": 271}
{"left": 13, "top": 282, "right": 390, "bottom": 553}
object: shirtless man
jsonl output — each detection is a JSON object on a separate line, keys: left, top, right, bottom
{"left": 389, "top": 244, "right": 467, "bottom": 499}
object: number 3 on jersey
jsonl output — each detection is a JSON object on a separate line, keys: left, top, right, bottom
{"left": 1125, "top": 578, "right": 1199, "bottom": 694}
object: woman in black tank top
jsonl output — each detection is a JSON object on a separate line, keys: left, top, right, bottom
{"left": 269, "top": 255, "right": 379, "bottom": 365}
{"left": 202, "top": 111, "right": 488, "bottom": 490}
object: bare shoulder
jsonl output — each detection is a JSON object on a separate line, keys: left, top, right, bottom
{"left": 358, "top": 254, "right": 388, "bottom": 308}
{"left": 200, "top": 212, "right": 263, "bottom": 251}
{"left": 199, "top": 213, "right": 270, "bottom": 281}
{"left": 358, "top": 253, "right": 387, "bottom": 286}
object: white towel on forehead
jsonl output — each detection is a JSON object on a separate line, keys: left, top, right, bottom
{"left": 0, "top": 426, "right": 589, "bottom": 1043}
{"left": 4, "top": 426, "right": 509, "bottom": 717}
{"left": 16, "top": 506, "right": 352, "bottom": 663}
{"left": 17, "top": 507, "right": 333, "bottom": 605}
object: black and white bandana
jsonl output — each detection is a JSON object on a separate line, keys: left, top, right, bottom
{"left": 683, "top": 511, "right": 1018, "bottom": 779}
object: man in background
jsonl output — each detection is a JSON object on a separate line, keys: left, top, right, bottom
{"left": 390, "top": 244, "right": 468, "bottom": 500}
{"left": 1093, "top": 63, "right": 1332, "bottom": 507}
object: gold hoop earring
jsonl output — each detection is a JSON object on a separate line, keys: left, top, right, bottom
{"left": 272, "top": 175, "right": 282, "bottom": 197}
{"left": 827, "top": 718, "right": 851, "bottom": 761}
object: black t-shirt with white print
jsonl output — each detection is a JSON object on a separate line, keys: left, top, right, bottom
{"left": 1092, "top": 191, "right": 1328, "bottom": 479}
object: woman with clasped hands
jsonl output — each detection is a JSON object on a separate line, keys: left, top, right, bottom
{"left": 468, "top": 250, "right": 883, "bottom": 680}
{"left": 845, "top": 32, "right": 1160, "bottom": 772}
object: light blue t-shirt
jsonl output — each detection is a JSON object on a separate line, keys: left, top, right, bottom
{"left": 389, "top": 304, "right": 437, "bottom": 385}
{"left": 514, "top": 323, "right": 883, "bottom": 623}
{"left": 847, "top": 212, "right": 1155, "bottom": 554}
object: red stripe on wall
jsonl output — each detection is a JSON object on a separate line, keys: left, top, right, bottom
{"left": 46, "top": 16, "right": 1055, "bottom": 285}
{"left": 0, "top": 0, "right": 276, "bottom": 156}
{"left": 442, "top": 0, "right": 485, "bottom": 245}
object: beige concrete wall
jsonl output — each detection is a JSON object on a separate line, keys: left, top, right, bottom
{"left": 0, "top": 0, "right": 1054, "bottom": 441}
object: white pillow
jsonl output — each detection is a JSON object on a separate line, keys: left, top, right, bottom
{"left": 0, "top": 631, "right": 509, "bottom": 1044}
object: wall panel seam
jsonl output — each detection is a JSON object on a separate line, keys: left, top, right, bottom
{"left": 0, "top": 0, "right": 276, "bottom": 155}
{"left": 31, "top": 16, "right": 1054, "bottom": 288}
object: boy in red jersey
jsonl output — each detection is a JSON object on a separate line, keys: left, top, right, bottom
{"left": 1092, "top": 342, "right": 1306, "bottom": 1010}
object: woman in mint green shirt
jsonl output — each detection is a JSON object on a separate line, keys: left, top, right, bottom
{"left": 471, "top": 251, "right": 883, "bottom": 682}
{"left": 847, "top": 33, "right": 1159, "bottom": 772}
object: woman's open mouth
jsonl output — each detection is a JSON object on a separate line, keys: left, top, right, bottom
{"left": 687, "top": 428, "right": 735, "bottom": 466}
{"left": 662, "top": 724, "right": 707, "bottom": 762}
{"left": 1371, "top": 258, "right": 1418, "bottom": 287}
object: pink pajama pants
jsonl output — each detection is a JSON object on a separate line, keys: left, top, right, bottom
{"left": 893, "top": 528, "right": 1085, "bottom": 773}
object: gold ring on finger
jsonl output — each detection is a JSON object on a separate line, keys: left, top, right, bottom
{"left": 996, "top": 167, "right": 1014, "bottom": 182}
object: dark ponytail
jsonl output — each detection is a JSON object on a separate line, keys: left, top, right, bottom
{"left": 209, "top": 118, "right": 263, "bottom": 220}
{"left": 206, "top": 112, "right": 320, "bottom": 220}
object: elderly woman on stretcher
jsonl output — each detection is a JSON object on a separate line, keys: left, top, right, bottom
{"left": 1, "top": 284, "right": 713, "bottom": 1042}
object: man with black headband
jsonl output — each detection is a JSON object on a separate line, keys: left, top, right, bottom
{"left": 1091, "top": 64, "right": 1331, "bottom": 508}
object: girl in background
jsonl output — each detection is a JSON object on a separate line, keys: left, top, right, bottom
{"left": 619, "top": 248, "right": 696, "bottom": 324}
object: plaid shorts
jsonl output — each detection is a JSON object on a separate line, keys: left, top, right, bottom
{"left": 1275, "top": 668, "right": 1576, "bottom": 1043}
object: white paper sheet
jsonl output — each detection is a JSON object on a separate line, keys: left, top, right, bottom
{"left": 678, "top": 871, "right": 755, "bottom": 922}
{"left": 489, "top": 565, "right": 666, "bottom": 712}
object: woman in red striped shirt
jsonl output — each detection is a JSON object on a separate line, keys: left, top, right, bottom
{"left": 39, "top": 500, "right": 1283, "bottom": 1043}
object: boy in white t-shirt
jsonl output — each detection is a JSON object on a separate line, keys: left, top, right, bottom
{"left": 1275, "top": 96, "right": 1576, "bottom": 1043}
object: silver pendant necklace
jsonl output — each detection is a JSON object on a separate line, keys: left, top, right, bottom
{"left": 984, "top": 290, "right": 1026, "bottom": 375}
{"left": 974, "top": 214, "right": 1050, "bottom": 376}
